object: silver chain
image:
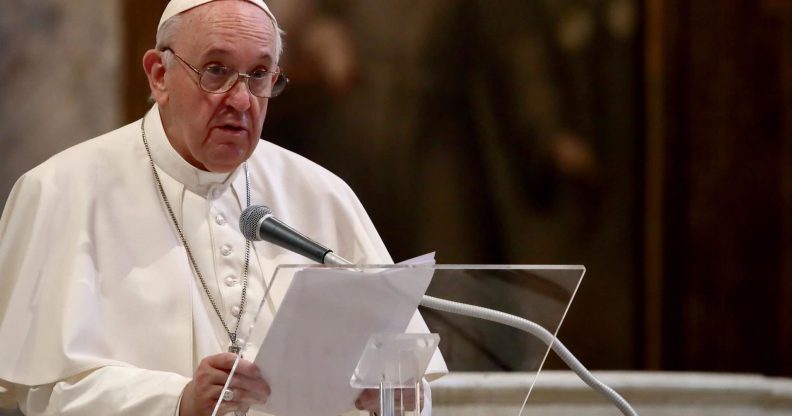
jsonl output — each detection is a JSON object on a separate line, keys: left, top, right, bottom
{"left": 140, "top": 117, "right": 251, "bottom": 354}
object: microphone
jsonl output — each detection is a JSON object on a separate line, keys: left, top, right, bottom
{"left": 239, "top": 205, "right": 351, "bottom": 265}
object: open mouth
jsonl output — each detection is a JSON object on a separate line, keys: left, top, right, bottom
{"left": 218, "top": 124, "right": 246, "bottom": 133}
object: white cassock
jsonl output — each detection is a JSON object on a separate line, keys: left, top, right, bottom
{"left": 0, "top": 105, "right": 446, "bottom": 415}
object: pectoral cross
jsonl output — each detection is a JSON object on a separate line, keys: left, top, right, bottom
{"left": 228, "top": 337, "right": 242, "bottom": 355}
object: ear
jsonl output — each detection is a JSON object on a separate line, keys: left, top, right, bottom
{"left": 142, "top": 49, "right": 169, "bottom": 105}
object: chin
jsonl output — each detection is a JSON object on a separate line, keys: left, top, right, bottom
{"left": 202, "top": 145, "right": 254, "bottom": 172}
{"left": 204, "top": 158, "right": 245, "bottom": 173}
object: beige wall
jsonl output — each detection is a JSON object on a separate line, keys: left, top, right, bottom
{"left": 0, "top": 3, "right": 121, "bottom": 409}
{"left": 0, "top": 0, "right": 122, "bottom": 209}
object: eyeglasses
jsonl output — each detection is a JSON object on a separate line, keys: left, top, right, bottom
{"left": 163, "top": 48, "right": 288, "bottom": 98}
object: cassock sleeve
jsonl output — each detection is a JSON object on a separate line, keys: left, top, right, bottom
{"left": 0, "top": 161, "right": 196, "bottom": 413}
{"left": 0, "top": 172, "right": 189, "bottom": 414}
{"left": 15, "top": 366, "right": 189, "bottom": 416}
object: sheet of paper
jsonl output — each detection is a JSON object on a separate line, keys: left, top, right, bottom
{"left": 251, "top": 254, "right": 436, "bottom": 416}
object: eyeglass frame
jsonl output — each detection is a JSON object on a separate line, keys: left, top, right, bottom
{"left": 161, "top": 47, "right": 288, "bottom": 98}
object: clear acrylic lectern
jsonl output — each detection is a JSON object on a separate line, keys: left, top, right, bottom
{"left": 218, "top": 264, "right": 584, "bottom": 416}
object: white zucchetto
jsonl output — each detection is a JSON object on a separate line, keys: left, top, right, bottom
{"left": 158, "top": 0, "right": 278, "bottom": 33}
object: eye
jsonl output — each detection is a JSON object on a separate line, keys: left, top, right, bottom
{"left": 250, "top": 69, "right": 271, "bottom": 80}
{"left": 205, "top": 65, "right": 232, "bottom": 77}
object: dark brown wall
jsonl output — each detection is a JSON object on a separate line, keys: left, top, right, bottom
{"left": 646, "top": 0, "right": 792, "bottom": 375}
{"left": 782, "top": 0, "right": 792, "bottom": 376}
{"left": 123, "top": 0, "right": 168, "bottom": 121}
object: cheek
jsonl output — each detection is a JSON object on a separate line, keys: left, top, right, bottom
{"left": 253, "top": 100, "right": 270, "bottom": 135}
{"left": 188, "top": 98, "right": 225, "bottom": 139}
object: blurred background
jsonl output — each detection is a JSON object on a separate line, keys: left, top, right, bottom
{"left": 1, "top": 0, "right": 790, "bottom": 379}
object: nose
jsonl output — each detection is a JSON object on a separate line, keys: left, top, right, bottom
{"left": 224, "top": 78, "right": 253, "bottom": 112}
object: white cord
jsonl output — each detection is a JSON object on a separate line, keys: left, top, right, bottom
{"left": 212, "top": 353, "right": 242, "bottom": 416}
{"left": 419, "top": 295, "right": 639, "bottom": 416}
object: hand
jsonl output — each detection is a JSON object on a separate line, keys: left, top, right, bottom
{"left": 355, "top": 387, "right": 424, "bottom": 414}
{"left": 179, "top": 353, "right": 271, "bottom": 416}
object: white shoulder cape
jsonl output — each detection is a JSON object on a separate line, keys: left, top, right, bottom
{"left": 0, "top": 110, "right": 443, "bottom": 395}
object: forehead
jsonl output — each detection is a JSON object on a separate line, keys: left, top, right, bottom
{"left": 176, "top": 1, "right": 277, "bottom": 62}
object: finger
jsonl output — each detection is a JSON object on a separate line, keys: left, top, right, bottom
{"left": 203, "top": 352, "right": 241, "bottom": 372}
{"left": 196, "top": 384, "right": 225, "bottom": 405}
{"left": 229, "top": 372, "right": 269, "bottom": 393}
{"left": 194, "top": 363, "right": 239, "bottom": 391}
{"left": 233, "top": 358, "right": 263, "bottom": 379}
{"left": 355, "top": 389, "right": 379, "bottom": 411}
{"left": 394, "top": 388, "right": 422, "bottom": 410}
{"left": 200, "top": 385, "right": 255, "bottom": 407}
{"left": 229, "top": 375, "right": 271, "bottom": 404}
{"left": 217, "top": 401, "right": 244, "bottom": 415}
{"left": 215, "top": 386, "right": 244, "bottom": 407}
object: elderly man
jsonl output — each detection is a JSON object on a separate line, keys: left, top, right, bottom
{"left": 0, "top": 0, "right": 445, "bottom": 415}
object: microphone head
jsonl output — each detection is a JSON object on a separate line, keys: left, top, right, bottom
{"left": 239, "top": 205, "right": 272, "bottom": 240}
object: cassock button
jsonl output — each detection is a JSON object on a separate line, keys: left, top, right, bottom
{"left": 221, "top": 245, "right": 233, "bottom": 256}
{"left": 215, "top": 214, "right": 226, "bottom": 226}
{"left": 231, "top": 305, "right": 241, "bottom": 318}
{"left": 224, "top": 275, "right": 239, "bottom": 287}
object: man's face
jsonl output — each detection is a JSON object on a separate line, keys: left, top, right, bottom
{"left": 156, "top": 1, "right": 278, "bottom": 172}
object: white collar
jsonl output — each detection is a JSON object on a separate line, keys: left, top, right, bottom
{"left": 144, "top": 104, "right": 241, "bottom": 196}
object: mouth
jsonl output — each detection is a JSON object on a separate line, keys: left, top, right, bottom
{"left": 215, "top": 124, "right": 248, "bottom": 135}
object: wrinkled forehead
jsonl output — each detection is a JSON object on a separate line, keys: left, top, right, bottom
{"left": 157, "top": 0, "right": 278, "bottom": 34}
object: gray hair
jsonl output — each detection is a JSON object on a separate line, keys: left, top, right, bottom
{"left": 155, "top": 15, "right": 183, "bottom": 68}
{"left": 155, "top": 11, "right": 284, "bottom": 68}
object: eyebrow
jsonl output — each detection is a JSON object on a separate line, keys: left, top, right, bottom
{"left": 200, "top": 47, "right": 274, "bottom": 65}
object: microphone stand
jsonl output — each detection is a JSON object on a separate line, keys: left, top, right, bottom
{"left": 320, "top": 255, "right": 638, "bottom": 415}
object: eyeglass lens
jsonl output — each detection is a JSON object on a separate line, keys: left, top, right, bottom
{"left": 200, "top": 66, "right": 287, "bottom": 98}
